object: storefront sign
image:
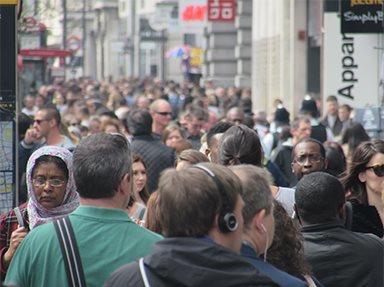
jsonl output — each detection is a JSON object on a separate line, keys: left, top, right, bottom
{"left": 341, "top": 0, "right": 383, "bottom": 33}
{"left": 208, "top": 0, "right": 236, "bottom": 22}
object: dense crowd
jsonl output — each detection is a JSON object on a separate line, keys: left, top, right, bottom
{"left": 1, "top": 77, "right": 383, "bottom": 286}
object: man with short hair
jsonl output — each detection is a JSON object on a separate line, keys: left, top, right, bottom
{"left": 185, "top": 105, "right": 208, "bottom": 150}
{"left": 149, "top": 99, "right": 173, "bottom": 139}
{"left": 205, "top": 121, "right": 234, "bottom": 163}
{"left": 5, "top": 133, "right": 161, "bottom": 287}
{"left": 338, "top": 104, "right": 353, "bottom": 132}
{"left": 272, "top": 117, "right": 311, "bottom": 187}
{"left": 226, "top": 107, "right": 244, "bottom": 126}
{"left": 291, "top": 138, "right": 327, "bottom": 182}
{"left": 231, "top": 165, "right": 307, "bottom": 287}
{"left": 126, "top": 109, "right": 175, "bottom": 193}
{"left": 321, "top": 95, "right": 343, "bottom": 137}
{"left": 295, "top": 172, "right": 384, "bottom": 287}
{"left": 21, "top": 95, "right": 37, "bottom": 116}
{"left": 106, "top": 163, "right": 277, "bottom": 287}
{"left": 19, "top": 107, "right": 76, "bottom": 173}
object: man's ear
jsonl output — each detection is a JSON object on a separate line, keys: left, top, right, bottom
{"left": 338, "top": 203, "right": 346, "bottom": 220}
{"left": 205, "top": 148, "right": 211, "bottom": 157}
{"left": 323, "top": 158, "right": 329, "bottom": 170}
{"left": 251, "top": 209, "right": 266, "bottom": 233}
{"left": 118, "top": 173, "right": 131, "bottom": 196}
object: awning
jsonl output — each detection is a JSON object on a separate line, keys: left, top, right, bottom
{"left": 19, "top": 49, "right": 72, "bottom": 58}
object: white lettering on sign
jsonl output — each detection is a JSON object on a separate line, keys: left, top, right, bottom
{"left": 344, "top": 11, "right": 383, "bottom": 24}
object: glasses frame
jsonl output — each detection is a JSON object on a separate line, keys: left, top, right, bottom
{"left": 32, "top": 177, "right": 66, "bottom": 188}
{"left": 293, "top": 154, "right": 324, "bottom": 166}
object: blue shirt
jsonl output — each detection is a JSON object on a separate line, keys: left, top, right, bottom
{"left": 241, "top": 243, "right": 307, "bottom": 287}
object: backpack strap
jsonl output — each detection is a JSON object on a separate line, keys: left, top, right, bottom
{"left": 53, "top": 216, "right": 86, "bottom": 287}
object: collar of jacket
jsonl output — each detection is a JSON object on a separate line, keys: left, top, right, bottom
{"left": 300, "top": 219, "right": 345, "bottom": 233}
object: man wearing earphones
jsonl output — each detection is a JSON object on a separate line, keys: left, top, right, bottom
{"left": 231, "top": 165, "right": 307, "bottom": 287}
{"left": 106, "top": 163, "right": 276, "bottom": 287}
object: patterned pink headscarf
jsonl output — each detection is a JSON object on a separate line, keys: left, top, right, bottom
{"left": 27, "top": 146, "right": 79, "bottom": 229}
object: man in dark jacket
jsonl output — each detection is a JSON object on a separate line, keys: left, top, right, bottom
{"left": 320, "top": 95, "right": 343, "bottom": 138}
{"left": 295, "top": 172, "right": 384, "bottom": 287}
{"left": 106, "top": 163, "right": 277, "bottom": 287}
{"left": 272, "top": 117, "right": 311, "bottom": 187}
{"left": 126, "top": 109, "right": 175, "bottom": 193}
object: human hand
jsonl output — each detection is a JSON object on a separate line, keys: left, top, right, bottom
{"left": 3, "top": 227, "right": 28, "bottom": 268}
{"left": 23, "top": 128, "right": 40, "bottom": 145}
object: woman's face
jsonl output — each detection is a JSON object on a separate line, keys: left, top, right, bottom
{"left": 133, "top": 161, "right": 147, "bottom": 193}
{"left": 360, "top": 153, "right": 384, "bottom": 196}
{"left": 32, "top": 162, "right": 68, "bottom": 209}
{"left": 166, "top": 130, "right": 183, "bottom": 148}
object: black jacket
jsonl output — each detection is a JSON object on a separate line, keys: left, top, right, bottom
{"left": 105, "top": 237, "right": 278, "bottom": 287}
{"left": 301, "top": 220, "right": 384, "bottom": 287}
{"left": 271, "top": 143, "right": 296, "bottom": 187}
{"left": 320, "top": 116, "right": 343, "bottom": 137}
{"left": 131, "top": 135, "right": 175, "bottom": 193}
{"left": 350, "top": 200, "right": 384, "bottom": 238}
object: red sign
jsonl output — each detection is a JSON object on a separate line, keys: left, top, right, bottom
{"left": 208, "top": 0, "right": 236, "bottom": 22}
{"left": 19, "top": 49, "right": 72, "bottom": 58}
{"left": 181, "top": 5, "right": 206, "bottom": 21}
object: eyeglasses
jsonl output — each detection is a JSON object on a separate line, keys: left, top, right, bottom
{"left": 366, "top": 164, "right": 384, "bottom": 177}
{"left": 155, "top": 111, "right": 172, "bottom": 116}
{"left": 34, "top": 119, "right": 49, "bottom": 125}
{"left": 294, "top": 154, "right": 324, "bottom": 165}
{"left": 32, "top": 178, "right": 66, "bottom": 188}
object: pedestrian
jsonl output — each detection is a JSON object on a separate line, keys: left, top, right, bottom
{"left": 106, "top": 163, "right": 277, "bottom": 287}
{"left": 341, "top": 140, "right": 384, "bottom": 238}
{"left": 231, "top": 165, "right": 308, "bottom": 287}
{"left": 5, "top": 133, "right": 161, "bottom": 287}
{"left": 296, "top": 172, "right": 384, "bottom": 287}
{"left": 0, "top": 146, "right": 79, "bottom": 280}
{"left": 126, "top": 109, "right": 175, "bottom": 193}
{"left": 127, "top": 155, "right": 150, "bottom": 223}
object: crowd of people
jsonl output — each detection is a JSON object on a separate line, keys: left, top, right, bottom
{"left": 1, "top": 77, "right": 383, "bottom": 286}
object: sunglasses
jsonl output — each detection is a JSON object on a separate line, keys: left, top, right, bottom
{"left": 155, "top": 111, "right": 172, "bottom": 116}
{"left": 366, "top": 164, "right": 384, "bottom": 177}
{"left": 34, "top": 119, "right": 49, "bottom": 125}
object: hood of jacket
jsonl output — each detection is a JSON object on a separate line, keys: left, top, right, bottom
{"left": 143, "top": 237, "right": 276, "bottom": 287}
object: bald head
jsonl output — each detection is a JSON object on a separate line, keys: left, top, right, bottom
{"left": 149, "top": 99, "right": 172, "bottom": 134}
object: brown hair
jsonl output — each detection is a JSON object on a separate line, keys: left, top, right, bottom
{"left": 158, "top": 163, "right": 242, "bottom": 237}
{"left": 162, "top": 124, "right": 186, "bottom": 144}
{"left": 129, "top": 155, "right": 150, "bottom": 206}
{"left": 100, "top": 118, "right": 121, "bottom": 133}
{"left": 144, "top": 191, "right": 162, "bottom": 234}
{"left": 176, "top": 149, "right": 209, "bottom": 167}
{"left": 267, "top": 200, "right": 312, "bottom": 278}
{"left": 341, "top": 140, "right": 384, "bottom": 204}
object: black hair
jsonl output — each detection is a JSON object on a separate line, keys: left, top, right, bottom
{"left": 324, "top": 144, "right": 346, "bottom": 177}
{"left": 206, "top": 121, "right": 234, "bottom": 148}
{"left": 32, "top": 155, "right": 69, "bottom": 180}
{"left": 341, "top": 122, "right": 370, "bottom": 155}
{"left": 125, "top": 109, "right": 153, "bottom": 136}
{"left": 219, "top": 124, "right": 263, "bottom": 166}
{"left": 295, "top": 172, "right": 345, "bottom": 224}
{"left": 292, "top": 138, "right": 326, "bottom": 161}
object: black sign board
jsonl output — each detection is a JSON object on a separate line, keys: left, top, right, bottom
{"left": 139, "top": 18, "right": 166, "bottom": 42}
{"left": 0, "top": 5, "right": 17, "bottom": 211}
{"left": 341, "top": 0, "right": 384, "bottom": 33}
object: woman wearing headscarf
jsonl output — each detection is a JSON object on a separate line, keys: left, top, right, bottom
{"left": 0, "top": 146, "right": 79, "bottom": 280}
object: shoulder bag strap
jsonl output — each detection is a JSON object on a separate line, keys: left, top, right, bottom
{"left": 53, "top": 216, "right": 86, "bottom": 287}
{"left": 139, "top": 258, "right": 151, "bottom": 287}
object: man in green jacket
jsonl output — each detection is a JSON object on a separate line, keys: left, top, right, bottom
{"left": 5, "top": 133, "right": 161, "bottom": 287}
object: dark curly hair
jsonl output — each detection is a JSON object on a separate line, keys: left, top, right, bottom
{"left": 267, "top": 200, "right": 311, "bottom": 278}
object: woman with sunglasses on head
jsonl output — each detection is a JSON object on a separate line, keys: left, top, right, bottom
{"left": 341, "top": 140, "right": 384, "bottom": 238}
{"left": 0, "top": 146, "right": 79, "bottom": 280}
